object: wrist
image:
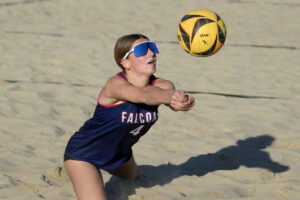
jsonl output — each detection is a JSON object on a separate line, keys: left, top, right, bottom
{"left": 168, "top": 90, "right": 175, "bottom": 105}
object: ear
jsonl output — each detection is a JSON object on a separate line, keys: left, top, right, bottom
{"left": 121, "top": 59, "right": 130, "bottom": 70}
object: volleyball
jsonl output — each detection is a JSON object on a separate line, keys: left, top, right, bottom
{"left": 177, "top": 9, "right": 227, "bottom": 57}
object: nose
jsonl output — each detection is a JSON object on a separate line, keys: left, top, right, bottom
{"left": 147, "top": 48, "right": 155, "bottom": 57}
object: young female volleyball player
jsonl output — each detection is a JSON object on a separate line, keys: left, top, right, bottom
{"left": 64, "top": 34, "right": 195, "bottom": 200}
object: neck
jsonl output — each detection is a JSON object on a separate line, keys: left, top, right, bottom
{"left": 125, "top": 71, "right": 151, "bottom": 87}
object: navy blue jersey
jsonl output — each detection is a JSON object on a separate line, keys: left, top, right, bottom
{"left": 65, "top": 72, "right": 159, "bottom": 170}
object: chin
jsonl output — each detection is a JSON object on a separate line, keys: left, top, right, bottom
{"left": 149, "top": 67, "right": 156, "bottom": 75}
{"left": 144, "top": 64, "right": 156, "bottom": 75}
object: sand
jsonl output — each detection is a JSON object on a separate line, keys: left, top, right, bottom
{"left": 0, "top": 0, "right": 300, "bottom": 199}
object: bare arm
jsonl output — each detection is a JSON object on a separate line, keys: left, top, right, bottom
{"left": 101, "top": 76, "right": 174, "bottom": 106}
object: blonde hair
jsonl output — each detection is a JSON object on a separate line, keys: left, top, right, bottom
{"left": 114, "top": 34, "right": 149, "bottom": 70}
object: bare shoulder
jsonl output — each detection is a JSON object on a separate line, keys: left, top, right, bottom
{"left": 103, "top": 75, "right": 129, "bottom": 97}
{"left": 154, "top": 78, "right": 175, "bottom": 90}
{"left": 106, "top": 74, "right": 127, "bottom": 86}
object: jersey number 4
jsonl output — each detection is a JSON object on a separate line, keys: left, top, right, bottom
{"left": 129, "top": 125, "right": 145, "bottom": 136}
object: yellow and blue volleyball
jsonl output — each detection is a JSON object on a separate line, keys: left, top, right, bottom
{"left": 177, "top": 9, "right": 227, "bottom": 57}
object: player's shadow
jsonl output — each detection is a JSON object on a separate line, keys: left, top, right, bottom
{"left": 105, "top": 135, "right": 289, "bottom": 200}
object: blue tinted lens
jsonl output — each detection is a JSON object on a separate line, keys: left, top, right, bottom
{"left": 148, "top": 42, "right": 159, "bottom": 54}
{"left": 133, "top": 42, "right": 148, "bottom": 57}
{"left": 133, "top": 42, "right": 159, "bottom": 57}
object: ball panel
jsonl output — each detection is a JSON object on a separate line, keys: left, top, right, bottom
{"left": 217, "top": 20, "right": 227, "bottom": 39}
{"left": 181, "top": 14, "right": 205, "bottom": 22}
{"left": 217, "top": 24, "right": 226, "bottom": 44}
{"left": 177, "top": 24, "right": 190, "bottom": 51}
{"left": 212, "top": 39, "right": 224, "bottom": 55}
{"left": 193, "top": 35, "right": 217, "bottom": 57}
{"left": 187, "top": 9, "right": 218, "bottom": 22}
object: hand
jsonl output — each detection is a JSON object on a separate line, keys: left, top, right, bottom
{"left": 169, "top": 90, "right": 195, "bottom": 111}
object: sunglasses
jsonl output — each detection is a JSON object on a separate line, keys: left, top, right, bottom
{"left": 122, "top": 41, "right": 159, "bottom": 59}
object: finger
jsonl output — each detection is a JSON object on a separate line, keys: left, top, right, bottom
{"left": 185, "top": 96, "right": 195, "bottom": 105}
{"left": 180, "top": 99, "right": 193, "bottom": 108}
{"left": 184, "top": 95, "right": 189, "bottom": 101}
{"left": 176, "top": 90, "right": 186, "bottom": 102}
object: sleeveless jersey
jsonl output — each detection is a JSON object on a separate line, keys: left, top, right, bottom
{"left": 65, "top": 72, "right": 159, "bottom": 170}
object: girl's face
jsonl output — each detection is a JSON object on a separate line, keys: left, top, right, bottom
{"left": 125, "top": 38, "right": 158, "bottom": 76}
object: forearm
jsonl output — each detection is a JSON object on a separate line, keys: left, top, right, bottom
{"left": 141, "top": 85, "right": 174, "bottom": 105}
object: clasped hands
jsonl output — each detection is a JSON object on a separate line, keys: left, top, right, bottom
{"left": 169, "top": 90, "right": 195, "bottom": 111}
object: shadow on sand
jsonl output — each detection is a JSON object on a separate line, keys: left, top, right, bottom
{"left": 105, "top": 135, "right": 289, "bottom": 199}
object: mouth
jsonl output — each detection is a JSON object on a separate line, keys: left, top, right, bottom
{"left": 147, "top": 59, "right": 156, "bottom": 64}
